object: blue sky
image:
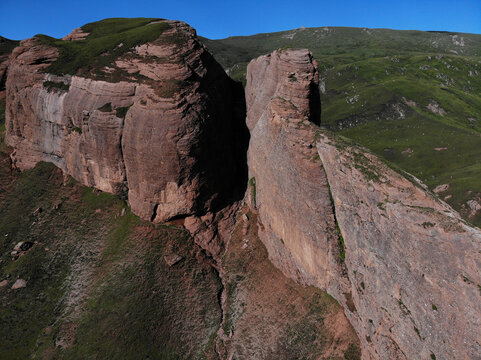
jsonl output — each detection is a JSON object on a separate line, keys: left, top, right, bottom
{"left": 1, "top": 0, "right": 480, "bottom": 40}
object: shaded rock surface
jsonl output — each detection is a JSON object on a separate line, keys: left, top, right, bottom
{"left": 0, "top": 36, "right": 18, "bottom": 92}
{"left": 5, "top": 20, "right": 248, "bottom": 222}
{"left": 246, "top": 49, "right": 481, "bottom": 359}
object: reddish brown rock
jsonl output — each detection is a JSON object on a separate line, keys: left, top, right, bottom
{"left": 61, "top": 28, "right": 89, "bottom": 41}
{"left": 245, "top": 49, "right": 348, "bottom": 297}
{"left": 318, "top": 136, "right": 481, "bottom": 360}
{"left": 5, "top": 20, "right": 247, "bottom": 222}
{"left": 6, "top": 40, "right": 132, "bottom": 193}
{"left": 11, "top": 278, "right": 27, "bottom": 290}
{"left": 119, "top": 21, "right": 247, "bottom": 222}
{"left": 246, "top": 49, "right": 481, "bottom": 359}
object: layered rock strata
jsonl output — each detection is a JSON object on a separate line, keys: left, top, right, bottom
{"left": 5, "top": 20, "right": 247, "bottom": 222}
{"left": 246, "top": 48, "right": 481, "bottom": 359}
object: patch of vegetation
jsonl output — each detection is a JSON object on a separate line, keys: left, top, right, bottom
{"left": 35, "top": 18, "right": 171, "bottom": 78}
{"left": 432, "top": 303, "right": 438, "bottom": 311}
{"left": 337, "top": 224, "right": 346, "bottom": 261}
{"left": 249, "top": 177, "right": 256, "bottom": 207}
{"left": 0, "top": 162, "right": 76, "bottom": 359}
{"left": 422, "top": 221, "right": 435, "bottom": 228}
{"left": 59, "top": 224, "right": 220, "bottom": 360}
{"left": 344, "top": 343, "right": 362, "bottom": 360}
{"left": 398, "top": 297, "right": 412, "bottom": 316}
{"left": 155, "top": 78, "right": 186, "bottom": 98}
{"left": 97, "top": 102, "right": 112, "bottom": 112}
{"left": 431, "top": 353, "right": 437, "bottom": 360}
{"left": 43, "top": 80, "right": 70, "bottom": 92}
{"left": 325, "top": 179, "right": 346, "bottom": 262}
{"left": 0, "top": 153, "right": 221, "bottom": 358}
{"left": 351, "top": 151, "right": 382, "bottom": 182}
{"left": 414, "top": 326, "right": 422, "bottom": 340}
{"left": 0, "top": 36, "right": 20, "bottom": 57}
{"left": 115, "top": 105, "right": 132, "bottom": 119}
{"left": 71, "top": 126, "right": 82, "bottom": 134}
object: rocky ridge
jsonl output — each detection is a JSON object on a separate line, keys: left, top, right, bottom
{"left": 318, "top": 136, "right": 481, "bottom": 360}
{"left": 245, "top": 48, "right": 481, "bottom": 359}
{"left": 3, "top": 18, "right": 481, "bottom": 360}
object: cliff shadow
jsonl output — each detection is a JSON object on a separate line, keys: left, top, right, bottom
{"left": 194, "top": 63, "right": 249, "bottom": 214}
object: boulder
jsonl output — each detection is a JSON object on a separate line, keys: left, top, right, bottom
{"left": 11, "top": 279, "right": 27, "bottom": 289}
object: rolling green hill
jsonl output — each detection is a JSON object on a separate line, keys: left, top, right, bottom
{"left": 202, "top": 27, "right": 481, "bottom": 227}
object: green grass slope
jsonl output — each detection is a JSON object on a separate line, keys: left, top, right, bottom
{"left": 0, "top": 162, "right": 222, "bottom": 359}
{"left": 35, "top": 18, "right": 172, "bottom": 79}
{"left": 203, "top": 26, "right": 481, "bottom": 227}
{"left": 0, "top": 107, "right": 223, "bottom": 358}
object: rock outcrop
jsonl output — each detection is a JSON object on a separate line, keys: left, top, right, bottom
{"left": 246, "top": 49, "right": 481, "bottom": 359}
{"left": 245, "top": 49, "right": 348, "bottom": 295}
{"left": 5, "top": 19, "right": 481, "bottom": 359}
{"left": 318, "top": 137, "right": 481, "bottom": 360}
{"left": 5, "top": 20, "right": 247, "bottom": 222}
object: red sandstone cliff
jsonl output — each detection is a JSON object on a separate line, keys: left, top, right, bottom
{"left": 4, "top": 19, "right": 481, "bottom": 359}
{"left": 245, "top": 48, "right": 481, "bottom": 359}
{"left": 318, "top": 136, "right": 481, "bottom": 360}
{"left": 245, "top": 49, "right": 348, "bottom": 296}
{"left": 5, "top": 20, "right": 247, "bottom": 222}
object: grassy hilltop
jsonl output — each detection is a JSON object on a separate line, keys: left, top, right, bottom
{"left": 202, "top": 27, "right": 481, "bottom": 226}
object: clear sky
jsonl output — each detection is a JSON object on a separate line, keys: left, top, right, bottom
{"left": 1, "top": 0, "right": 480, "bottom": 40}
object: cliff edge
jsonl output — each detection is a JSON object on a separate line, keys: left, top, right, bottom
{"left": 5, "top": 19, "right": 247, "bottom": 222}
{"left": 246, "top": 48, "right": 481, "bottom": 359}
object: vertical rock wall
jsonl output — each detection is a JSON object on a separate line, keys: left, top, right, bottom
{"left": 246, "top": 48, "right": 481, "bottom": 359}
{"left": 5, "top": 21, "right": 248, "bottom": 222}
{"left": 245, "top": 49, "right": 349, "bottom": 299}
{"left": 318, "top": 137, "right": 481, "bottom": 360}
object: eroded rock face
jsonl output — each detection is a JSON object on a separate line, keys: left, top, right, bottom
{"left": 246, "top": 49, "right": 348, "bottom": 298}
{"left": 246, "top": 49, "right": 481, "bottom": 359}
{"left": 5, "top": 20, "right": 247, "bottom": 221}
{"left": 318, "top": 137, "right": 481, "bottom": 360}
